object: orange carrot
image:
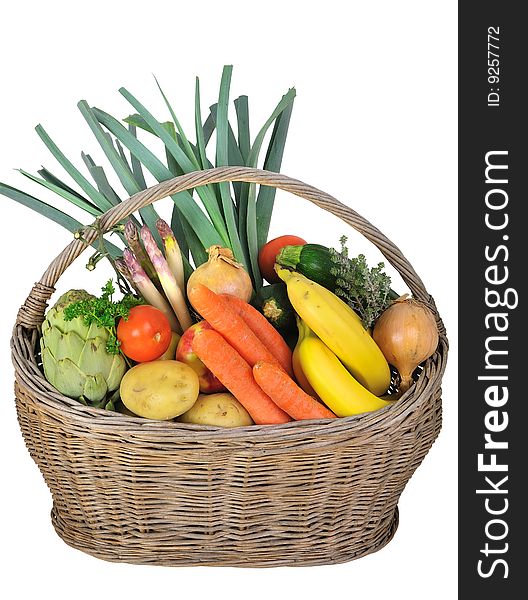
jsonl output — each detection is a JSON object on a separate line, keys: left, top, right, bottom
{"left": 192, "top": 329, "right": 291, "bottom": 425}
{"left": 253, "top": 361, "right": 336, "bottom": 421}
{"left": 220, "top": 294, "right": 293, "bottom": 376}
{"left": 188, "top": 284, "right": 283, "bottom": 370}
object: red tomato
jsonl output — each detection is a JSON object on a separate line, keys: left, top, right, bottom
{"left": 117, "top": 305, "right": 172, "bottom": 362}
{"left": 258, "top": 235, "right": 307, "bottom": 283}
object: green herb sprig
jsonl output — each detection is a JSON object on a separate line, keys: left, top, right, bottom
{"left": 329, "top": 236, "right": 392, "bottom": 328}
{"left": 63, "top": 279, "right": 143, "bottom": 354}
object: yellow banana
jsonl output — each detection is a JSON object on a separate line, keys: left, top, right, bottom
{"left": 298, "top": 325, "right": 392, "bottom": 417}
{"left": 292, "top": 316, "right": 320, "bottom": 399}
{"left": 277, "top": 268, "right": 390, "bottom": 395}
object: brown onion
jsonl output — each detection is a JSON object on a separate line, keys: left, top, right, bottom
{"left": 372, "top": 295, "right": 439, "bottom": 392}
{"left": 187, "top": 245, "right": 253, "bottom": 302}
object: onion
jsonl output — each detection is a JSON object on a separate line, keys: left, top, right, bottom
{"left": 187, "top": 246, "right": 253, "bottom": 302}
{"left": 372, "top": 295, "right": 439, "bottom": 392}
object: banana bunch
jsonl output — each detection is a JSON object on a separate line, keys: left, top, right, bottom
{"left": 278, "top": 268, "right": 392, "bottom": 417}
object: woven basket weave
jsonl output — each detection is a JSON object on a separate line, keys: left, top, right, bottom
{"left": 11, "top": 167, "right": 447, "bottom": 567}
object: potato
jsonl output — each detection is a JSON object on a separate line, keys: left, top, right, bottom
{"left": 156, "top": 331, "right": 181, "bottom": 361}
{"left": 120, "top": 360, "right": 199, "bottom": 420}
{"left": 178, "top": 393, "right": 254, "bottom": 427}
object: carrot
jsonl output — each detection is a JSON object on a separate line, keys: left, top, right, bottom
{"left": 192, "top": 329, "right": 291, "bottom": 425}
{"left": 188, "top": 284, "right": 283, "bottom": 370}
{"left": 253, "top": 361, "right": 337, "bottom": 421}
{"left": 220, "top": 294, "right": 293, "bottom": 376}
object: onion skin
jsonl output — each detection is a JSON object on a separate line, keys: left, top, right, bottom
{"left": 186, "top": 245, "right": 253, "bottom": 302}
{"left": 372, "top": 296, "right": 439, "bottom": 392}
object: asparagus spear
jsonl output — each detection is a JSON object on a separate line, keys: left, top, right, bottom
{"left": 114, "top": 257, "right": 140, "bottom": 295}
{"left": 123, "top": 248, "right": 181, "bottom": 333}
{"left": 141, "top": 225, "right": 193, "bottom": 331}
{"left": 156, "top": 218, "right": 184, "bottom": 292}
{"left": 124, "top": 219, "right": 161, "bottom": 290}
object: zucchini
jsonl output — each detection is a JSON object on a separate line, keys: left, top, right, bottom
{"left": 276, "top": 243, "right": 336, "bottom": 290}
{"left": 257, "top": 283, "right": 295, "bottom": 332}
{"left": 276, "top": 243, "right": 400, "bottom": 302}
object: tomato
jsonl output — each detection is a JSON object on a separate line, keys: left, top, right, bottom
{"left": 117, "top": 305, "right": 172, "bottom": 362}
{"left": 258, "top": 235, "right": 307, "bottom": 283}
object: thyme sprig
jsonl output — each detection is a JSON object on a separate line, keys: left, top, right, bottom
{"left": 329, "top": 236, "right": 392, "bottom": 328}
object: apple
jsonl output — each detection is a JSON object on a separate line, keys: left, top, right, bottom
{"left": 176, "top": 321, "right": 226, "bottom": 393}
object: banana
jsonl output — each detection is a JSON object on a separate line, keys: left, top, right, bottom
{"left": 298, "top": 325, "right": 392, "bottom": 417}
{"left": 292, "top": 316, "right": 320, "bottom": 399}
{"left": 277, "top": 268, "right": 390, "bottom": 395}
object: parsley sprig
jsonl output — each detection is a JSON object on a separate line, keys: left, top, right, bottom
{"left": 329, "top": 236, "right": 393, "bottom": 328}
{"left": 63, "top": 280, "right": 143, "bottom": 354}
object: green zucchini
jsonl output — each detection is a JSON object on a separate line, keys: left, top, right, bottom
{"left": 257, "top": 283, "right": 295, "bottom": 332}
{"left": 276, "top": 243, "right": 400, "bottom": 303}
{"left": 276, "top": 243, "right": 337, "bottom": 290}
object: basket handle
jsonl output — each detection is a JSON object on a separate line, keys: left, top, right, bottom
{"left": 16, "top": 166, "right": 435, "bottom": 328}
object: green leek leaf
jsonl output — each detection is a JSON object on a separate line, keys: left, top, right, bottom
{"left": 119, "top": 88, "right": 227, "bottom": 244}
{"left": 124, "top": 114, "right": 205, "bottom": 169}
{"left": 194, "top": 77, "right": 209, "bottom": 170}
{"left": 115, "top": 138, "right": 133, "bottom": 175}
{"left": 256, "top": 99, "right": 294, "bottom": 248}
{"left": 128, "top": 125, "right": 148, "bottom": 189}
{"left": 181, "top": 215, "right": 209, "bottom": 268}
{"left": 92, "top": 106, "right": 223, "bottom": 251}
{"left": 246, "top": 88, "right": 296, "bottom": 168}
{"left": 153, "top": 76, "right": 201, "bottom": 170}
{"left": 81, "top": 152, "right": 142, "bottom": 230}
{"left": 244, "top": 88, "right": 296, "bottom": 287}
{"left": 81, "top": 153, "right": 122, "bottom": 206}
{"left": 124, "top": 113, "right": 167, "bottom": 135}
{"left": 38, "top": 167, "right": 93, "bottom": 206}
{"left": 215, "top": 66, "right": 247, "bottom": 268}
{"left": 170, "top": 204, "right": 189, "bottom": 260}
{"left": 159, "top": 120, "right": 185, "bottom": 176}
{"left": 120, "top": 87, "right": 197, "bottom": 173}
{"left": 203, "top": 106, "right": 216, "bottom": 147}
{"left": 233, "top": 96, "right": 250, "bottom": 223}
{"left": 0, "top": 182, "right": 121, "bottom": 258}
{"left": 234, "top": 95, "right": 250, "bottom": 163}
{"left": 35, "top": 124, "right": 113, "bottom": 212}
{"left": 78, "top": 101, "right": 140, "bottom": 197}
{"left": 17, "top": 169, "right": 101, "bottom": 217}
{"left": 77, "top": 101, "right": 162, "bottom": 247}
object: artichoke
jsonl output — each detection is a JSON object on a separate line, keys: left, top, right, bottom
{"left": 40, "top": 290, "right": 126, "bottom": 403}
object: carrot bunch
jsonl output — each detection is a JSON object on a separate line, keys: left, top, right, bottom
{"left": 188, "top": 284, "right": 336, "bottom": 425}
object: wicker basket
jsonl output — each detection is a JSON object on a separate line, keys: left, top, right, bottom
{"left": 11, "top": 167, "right": 447, "bottom": 567}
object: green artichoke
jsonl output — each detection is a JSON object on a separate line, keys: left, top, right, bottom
{"left": 40, "top": 290, "right": 126, "bottom": 403}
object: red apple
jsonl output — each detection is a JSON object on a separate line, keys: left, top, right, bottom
{"left": 176, "top": 321, "right": 226, "bottom": 393}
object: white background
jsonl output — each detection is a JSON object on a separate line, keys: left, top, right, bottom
{"left": 0, "top": 1, "right": 457, "bottom": 598}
